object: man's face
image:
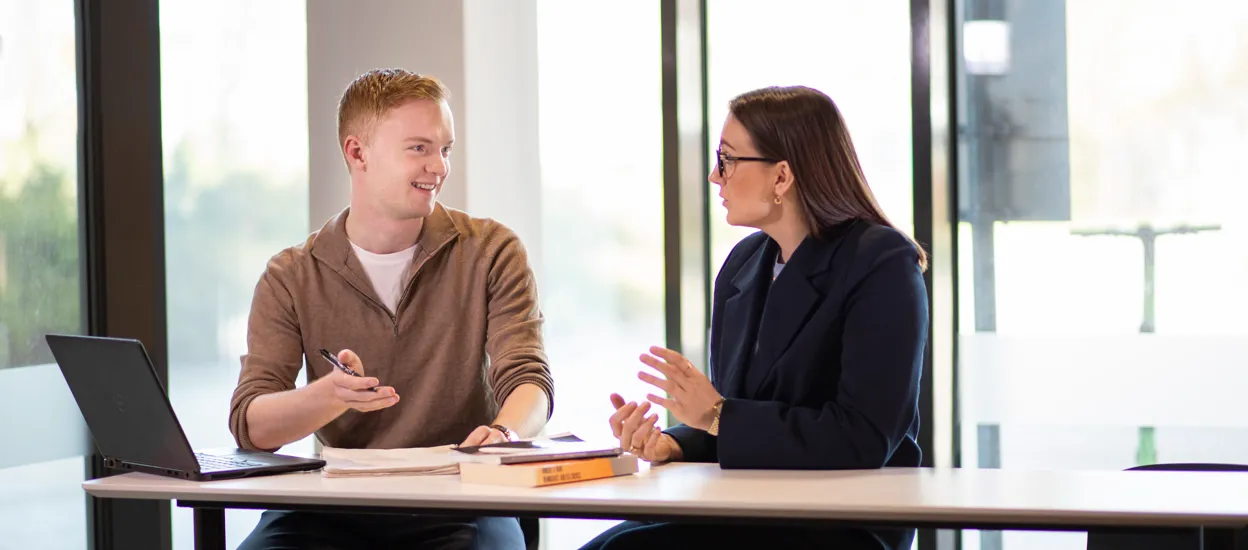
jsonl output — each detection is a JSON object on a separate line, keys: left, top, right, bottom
{"left": 355, "top": 99, "right": 455, "bottom": 220}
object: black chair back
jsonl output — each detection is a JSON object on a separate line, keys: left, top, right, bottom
{"left": 520, "top": 516, "right": 540, "bottom": 550}
{"left": 1086, "top": 463, "right": 1248, "bottom": 550}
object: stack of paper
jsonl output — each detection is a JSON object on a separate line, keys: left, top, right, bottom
{"left": 318, "top": 433, "right": 627, "bottom": 481}
{"left": 320, "top": 445, "right": 460, "bottom": 477}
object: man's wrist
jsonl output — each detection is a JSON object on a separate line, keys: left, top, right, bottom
{"left": 490, "top": 423, "right": 519, "bottom": 441}
{"left": 312, "top": 376, "right": 347, "bottom": 411}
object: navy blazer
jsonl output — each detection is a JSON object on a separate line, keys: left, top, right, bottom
{"left": 665, "top": 220, "right": 928, "bottom": 470}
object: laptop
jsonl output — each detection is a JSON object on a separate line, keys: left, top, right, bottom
{"left": 46, "top": 334, "right": 325, "bottom": 481}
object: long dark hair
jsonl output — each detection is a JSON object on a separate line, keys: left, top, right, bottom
{"left": 729, "top": 86, "right": 928, "bottom": 271}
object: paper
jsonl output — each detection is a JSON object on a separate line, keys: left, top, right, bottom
{"left": 319, "top": 433, "right": 602, "bottom": 477}
{"left": 320, "top": 444, "right": 460, "bottom": 477}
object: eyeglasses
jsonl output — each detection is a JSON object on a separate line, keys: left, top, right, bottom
{"left": 715, "top": 148, "right": 781, "bottom": 179}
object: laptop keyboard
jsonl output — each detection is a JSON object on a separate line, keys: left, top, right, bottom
{"left": 195, "top": 453, "right": 264, "bottom": 472}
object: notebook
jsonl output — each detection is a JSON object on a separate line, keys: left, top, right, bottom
{"left": 452, "top": 436, "right": 622, "bottom": 465}
{"left": 320, "top": 445, "right": 460, "bottom": 477}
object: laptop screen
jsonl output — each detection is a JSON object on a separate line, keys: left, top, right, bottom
{"left": 45, "top": 335, "right": 199, "bottom": 473}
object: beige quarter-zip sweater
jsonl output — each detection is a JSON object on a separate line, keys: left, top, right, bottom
{"left": 229, "top": 203, "right": 554, "bottom": 451}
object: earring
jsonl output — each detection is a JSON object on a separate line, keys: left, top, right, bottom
{"left": 774, "top": 195, "right": 782, "bottom": 205}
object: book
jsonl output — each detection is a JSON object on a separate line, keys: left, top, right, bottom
{"left": 452, "top": 438, "right": 623, "bottom": 466}
{"left": 458, "top": 454, "right": 639, "bottom": 487}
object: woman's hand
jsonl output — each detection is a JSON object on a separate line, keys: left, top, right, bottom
{"left": 637, "top": 346, "right": 723, "bottom": 431}
{"left": 608, "top": 394, "right": 683, "bottom": 463}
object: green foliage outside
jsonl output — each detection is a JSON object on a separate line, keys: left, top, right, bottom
{"left": 0, "top": 125, "right": 305, "bottom": 369}
{"left": 0, "top": 157, "right": 79, "bottom": 368}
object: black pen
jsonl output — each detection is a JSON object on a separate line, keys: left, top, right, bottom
{"left": 318, "top": 348, "right": 378, "bottom": 392}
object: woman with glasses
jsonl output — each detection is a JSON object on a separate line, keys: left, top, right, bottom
{"left": 581, "top": 86, "right": 929, "bottom": 550}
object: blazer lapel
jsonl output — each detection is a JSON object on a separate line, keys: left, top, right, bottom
{"left": 745, "top": 222, "right": 858, "bottom": 395}
{"left": 716, "top": 239, "right": 776, "bottom": 399}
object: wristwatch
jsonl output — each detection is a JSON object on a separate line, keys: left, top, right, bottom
{"left": 707, "top": 398, "right": 726, "bottom": 436}
{"left": 490, "top": 424, "right": 518, "bottom": 442}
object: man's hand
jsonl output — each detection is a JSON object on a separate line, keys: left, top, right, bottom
{"left": 609, "top": 393, "right": 682, "bottom": 464}
{"left": 459, "top": 425, "right": 511, "bottom": 447}
{"left": 325, "top": 349, "right": 399, "bottom": 412}
{"left": 242, "top": 349, "right": 397, "bottom": 451}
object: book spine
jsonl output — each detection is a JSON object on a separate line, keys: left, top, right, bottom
{"left": 532, "top": 459, "right": 616, "bottom": 487}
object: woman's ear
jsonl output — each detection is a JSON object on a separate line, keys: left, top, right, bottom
{"left": 773, "top": 160, "right": 795, "bottom": 198}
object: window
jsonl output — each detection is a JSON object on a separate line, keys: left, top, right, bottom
{"left": 0, "top": 1, "right": 80, "bottom": 374}
{"left": 0, "top": 1, "right": 88, "bottom": 548}
{"left": 706, "top": 0, "right": 914, "bottom": 272}
{"left": 956, "top": 2, "right": 1248, "bottom": 549}
{"left": 159, "top": 1, "right": 310, "bottom": 547}
{"left": 535, "top": 1, "right": 665, "bottom": 547}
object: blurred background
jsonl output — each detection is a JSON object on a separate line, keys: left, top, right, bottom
{"left": 2, "top": 1, "right": 1246, "bottom": 548}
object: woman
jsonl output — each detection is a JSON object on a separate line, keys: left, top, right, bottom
{"left": 581, "top": 86, "right": 929, "bottom": 550}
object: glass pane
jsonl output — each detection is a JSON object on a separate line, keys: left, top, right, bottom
{"left": 535, "top": 1, "right": 664, "bottom": 547}
{"left": 0, "top": 1, "right": 80, "bottom": 368}
{"left": 956, "top": 2, "right": 1248, "bottom": 549}
{"left": 0, "top": 1, "right": 88, "bottom": 548}
{"left": 0, "top": 457, "right": 87, "bottom": 549}
{"left": 706, "top": 0, "right": 914, "bottom": 272}
{"left": 159, "top": 1, "right": 310, "bottom": 547}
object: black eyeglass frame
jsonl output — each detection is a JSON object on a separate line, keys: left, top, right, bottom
{"left": 715, "top": 147, "right": 782, "bottom": 178}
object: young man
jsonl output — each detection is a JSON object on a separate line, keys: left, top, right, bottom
{"left": 229, "top": 68, "right": 553, "bottom": 549}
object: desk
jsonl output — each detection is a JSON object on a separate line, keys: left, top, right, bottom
{"left": 83, "top": 464, "right": 1248, "bottom": 550}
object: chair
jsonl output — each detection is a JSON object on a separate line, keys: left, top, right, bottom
{"left": 1086, "top": 463, "right": 1248, "bottom": 550}
{"left": 520, "top": 516, "right": 540, "bottom": 550}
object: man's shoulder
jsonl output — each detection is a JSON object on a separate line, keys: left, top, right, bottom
{"left": 440, "top": 205, "right": 525, "bottom": 254}
{"left": 259, "top": 230, "right": 321, "bottom": 283}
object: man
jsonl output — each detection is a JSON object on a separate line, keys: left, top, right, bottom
{"left": 229, "top": 68, "right": 553, "bottom": 549}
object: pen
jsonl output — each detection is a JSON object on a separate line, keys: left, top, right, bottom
{"left": 318, "top": 348, "right": 378, "bottom": 392}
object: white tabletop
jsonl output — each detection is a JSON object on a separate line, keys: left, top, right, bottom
{"left": 82, "top": 463, "right": 1248, "bottom": 529}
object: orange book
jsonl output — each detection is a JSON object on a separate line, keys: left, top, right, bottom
{"left": 458, "top": 454, "right": 638, "bottom": 487}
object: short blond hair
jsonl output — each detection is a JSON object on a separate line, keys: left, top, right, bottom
{"left": 337, "top": 68, "right": 450, "bottom": 146}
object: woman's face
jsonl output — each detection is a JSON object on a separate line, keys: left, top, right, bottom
{"left": 709, "top": 114, "right": 782, "bottom": 229}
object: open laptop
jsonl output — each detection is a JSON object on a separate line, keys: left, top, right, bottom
{"left": 46, "top": 334, "right": 325, "bottom": 481}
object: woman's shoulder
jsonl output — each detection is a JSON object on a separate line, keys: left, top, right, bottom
{"left": 713, "top": 223, "right": 921, "bottom": 286}
{"left": 838, "top": 222, "right": 925, "bottom": 295}
{"left": 718, "top": 230, "right": 771, "bottom": 278}
{"left": 852, "top": 222, "right": 920, "bottom": 263}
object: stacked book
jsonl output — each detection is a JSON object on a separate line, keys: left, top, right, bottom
{"left": 320, "top": 434, "right": 638, "bottom": 487}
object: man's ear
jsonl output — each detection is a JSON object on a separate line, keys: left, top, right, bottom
{"left": 773, "top": 160, "right": 795, "bottom": 198}
{"left": 343, "top": 135, "right": 367, "bottom": 172}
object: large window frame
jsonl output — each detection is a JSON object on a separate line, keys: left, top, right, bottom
{"left": 76, "top": 0, "right": 169, "bottom": 547}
